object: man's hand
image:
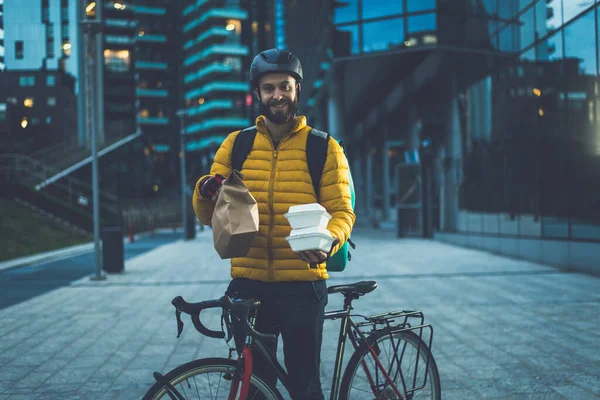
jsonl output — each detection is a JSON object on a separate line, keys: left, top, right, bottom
{"left": 200, "top": 174, "right": 225, "bottom": 202}
{"left": 296, "top": 237, "right": 340, "bottom": 265}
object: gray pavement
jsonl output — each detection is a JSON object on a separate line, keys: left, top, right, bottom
{"left": 0, "top": 227, "right": 599, "bottom": 399}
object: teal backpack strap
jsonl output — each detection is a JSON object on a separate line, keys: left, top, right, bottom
{"left": 231, "top": 126, "right": 258, "bottom": 172}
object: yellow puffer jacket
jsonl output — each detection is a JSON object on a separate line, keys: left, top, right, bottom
{"left": 193, "top": 115, "right": 355, "bottom": 282}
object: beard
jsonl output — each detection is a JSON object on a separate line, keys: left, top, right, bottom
{"left": 260, "top": 96, "right": 299, "bottom": 124}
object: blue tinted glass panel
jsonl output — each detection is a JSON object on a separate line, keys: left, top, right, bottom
{"left": 536, "top": 27, "right": 563, "bottom": 61}
{"left": 363, "top": 18, "right": 404, "bottom": 53}
{"left": 497, "top": 0, "right": 518, "bottom": 19}
{"left": 362, "top": 0, "right": 403, "bottom": 20}
{"left": 407, "top": 0, "right": 435, "bottom": 13}
{"left": 408, "top": 12, "right": 436, "bottom": 34}
{"left": 335, "top": 25, "right": 360, "bottom": 55}
{"left": 499, "top": 22, "right": 519, "bottom": 52}
{"left": 518, "top": 5, "right": 535, "bottom": 51}
{"left": 564, "top": 8, "right": 596, "bottom": 76}
{"left": 334, "top": 0, "right": 359, "bottom": 24}
{"left": 563, "top": 0, "right": 593, "bottom": 24}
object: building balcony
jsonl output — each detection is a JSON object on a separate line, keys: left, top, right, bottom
{"left": 131, "top": 5, "right": 166, "bottom": 15}
{"left": 184, "top": 44, "right": 248, "bottom": 68}
{"left": 187, "top": 99, "right": 234, "bottom": 117}
{"left": 137, "top": 116, "right": 170, "bottom": 125}
{"left": 105, "top": 18, "right": 137, "bottom": 29}
{"left": 185, "top": 117, "right": 250, "bottom": 136}
{"left": 137, "top": 34, "right": 167, "bottom": 43}
{"left": 185, "top": 63, "right": 233, "bottom": 85}
{"left": 184, "top": 27, "right": 231, "bottom": 51}
{"left": 184, "top": 81, "right": 249, "bottom": 101}
{"left": 183, "top": 8, "right": 248, "bottom": 34}
{"left": 135, "top": 60, "right": 168, "bottom": 70}
{"left": 154, "top": 144, "right": 170, "bottom": 152}
{"left": 136, "top": 88, "right": 169, "bottom": 97}
{"left": 183, "top": 0, "right": 211, "bottom": 17}
{"left": 105, "top": 34, "right": 135, "bottom": 45}
{"left": 186, "top": 135, "right": 227, "bottom": 152}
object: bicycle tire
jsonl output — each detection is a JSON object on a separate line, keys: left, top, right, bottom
{"left": 339, "top": 329, "right": 441, "bottom": 400}
{"left": 142, "top": 357, "right": 284, "bottom": 400}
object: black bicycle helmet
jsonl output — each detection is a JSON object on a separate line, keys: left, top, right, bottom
{"left": 250, "top": 49, "right": 303, "bottom": 88}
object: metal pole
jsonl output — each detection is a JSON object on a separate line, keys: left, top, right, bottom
{"left": 179, "top": 113, "right": 188, "bottom": 240}
{"left": 89, "top": 33, "right": 103, "bottom": 280}
{"left": 95, "top": 0, "right": 105, "bottom": 145}
{"left": 76, "top": 0, "right": 87, "bottom": 147}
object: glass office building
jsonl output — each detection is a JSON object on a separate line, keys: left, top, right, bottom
{"left": 287, "top": 0, "right": 600, "bottom": 272}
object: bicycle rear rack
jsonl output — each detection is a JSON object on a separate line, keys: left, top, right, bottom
{"left": 354, "top": 310, "right": 435, "bottom": 397}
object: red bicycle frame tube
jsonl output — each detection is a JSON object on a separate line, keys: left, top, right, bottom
{"left": 228, "top": 347, "right": 254, "bottom": 400}
{"left": 361, "top": 343, "right": 404, "bottom": 399}
{"left": 238, "top": 346, "right": 253, "bottom": 400}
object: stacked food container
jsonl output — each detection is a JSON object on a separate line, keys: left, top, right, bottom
{"left": 284, "top": 203, "right": 335, "bottom": 252}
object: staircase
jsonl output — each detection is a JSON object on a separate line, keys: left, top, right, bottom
{"left": 0, "top": 154, "right": 122, "bottom": 232}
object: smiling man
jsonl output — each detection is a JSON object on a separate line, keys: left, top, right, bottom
{"left": 192, "top": 48, "right": 355, "bottom": 400}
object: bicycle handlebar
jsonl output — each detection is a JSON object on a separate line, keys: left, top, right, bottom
{"left": 171, "top": 295, "right": 277, "bottom": 344}
{"left": 171, "top": 296, "right": 225, "bottom": 339}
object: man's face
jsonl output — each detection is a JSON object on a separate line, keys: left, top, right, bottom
{"left": 256, "top": 73, "right": 299, "bottom": 124}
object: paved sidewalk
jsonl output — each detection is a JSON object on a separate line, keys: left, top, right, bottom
{"left": 0, "top": 228, "right": 599, "bottom": 399}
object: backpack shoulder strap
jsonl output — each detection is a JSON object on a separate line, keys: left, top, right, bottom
{"left": 231, "top": 126, "right": 257, "bottom": 172}
{"left": 306, "top": 128, "right": 330, "bottom": 200}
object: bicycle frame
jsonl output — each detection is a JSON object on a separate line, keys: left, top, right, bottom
{"left": 232, "top": 295, "right": 405, "bottom": 400}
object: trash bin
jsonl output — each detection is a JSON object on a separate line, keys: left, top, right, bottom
{"left": 102, "top": 226, "right": 124, "bottom": 273}
{"left": 185, "top": 215, "right": 196, "bottom": 240}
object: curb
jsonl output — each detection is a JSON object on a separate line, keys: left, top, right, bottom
{"left": 0, "top": 228, "right": 189, "bottom": 273}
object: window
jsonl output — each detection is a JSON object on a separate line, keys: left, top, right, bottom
{"left": 15, "top": 41, "right": 23, "bottom": 59}
{"left": 24, "top": 98, "right": 34, "bottom": 107}
{"left": 47, "top": 97, "right": 56, "bottom": 106}
{"left": 362, "top": 0, "right": 403, "bottom": 20}
{"left": 46, "top": 116, "right": 52, "bottom": 124}
{"left": 363, "top": 18, "right": 405, "bottom": 53}
{"left": 334, "top": 0, "right": 358, "bottom": 24}
{"left": 19, "top": 76, "right": 35, "bottom": 86}
{"left": 47, "top": 75, "right": 56, "bottom": 86}
{"left": 103, "top": 49, "right": 131, "bottom": 72}
{"left": 42, "top": 0, "right": 49, "bottom": 22}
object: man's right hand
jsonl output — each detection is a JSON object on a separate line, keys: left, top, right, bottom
{"left": 200, "top": 174, "right": 225, "bottom": 201}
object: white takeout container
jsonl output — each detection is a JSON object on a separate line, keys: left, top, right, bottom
{"left": 285, "top": 230, "right": 334, "bottom": 252}
{"left": 284, "top": 203, "right": 331, "bottom": 230}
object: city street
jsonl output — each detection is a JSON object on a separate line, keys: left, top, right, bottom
{"left": 0, "top": 228, "right": 599, "bottom": 399}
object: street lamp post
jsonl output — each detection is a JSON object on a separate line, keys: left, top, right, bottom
{"left": 81, "top": 11, "right": 105, "bottom": 281}
{"left": 176, "top": 110, "right": 189, "bottom": 240}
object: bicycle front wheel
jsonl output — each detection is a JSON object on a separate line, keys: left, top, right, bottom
{"left": 142, "top": 357, "right": 283, "bottom": 400}
{"left": 339, "top": 329, "right": 441, "bottom": 400}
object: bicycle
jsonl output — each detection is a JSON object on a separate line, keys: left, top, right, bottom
{"left": 143, "top": 280, "right": 441, "bottom": 399}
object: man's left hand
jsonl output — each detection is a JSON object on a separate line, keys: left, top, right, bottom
{"left": 296, "top": 237, "right": 340, "bottom": 265}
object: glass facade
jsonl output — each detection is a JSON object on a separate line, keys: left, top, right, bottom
{"left": 332, "top": 0, "right": 437, "bottom": 56}
{"left": 457, "top": 1, "right": 600, "bottom": 241}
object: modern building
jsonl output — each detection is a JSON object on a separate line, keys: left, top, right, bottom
{"left": 286, "top": 0, "right": 600, "bottom": 273}
{"left": 0, "top": 0, "right": 5, "bottom": 71}
{"left": 180, "top": 0, "right": 278, "bottom": 182}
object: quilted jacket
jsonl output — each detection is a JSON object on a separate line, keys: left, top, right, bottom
{"left": 192, "top": 115, "right": 355, "bottom": 282}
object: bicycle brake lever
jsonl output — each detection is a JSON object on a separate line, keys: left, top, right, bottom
{"left": 175, "top": 309, "right": 184, "bottom": 338}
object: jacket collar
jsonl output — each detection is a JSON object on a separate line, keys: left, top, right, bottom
{"left": 255, "top": 115, "right": 307, "bottom": 136}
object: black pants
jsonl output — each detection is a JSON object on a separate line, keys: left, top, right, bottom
{"left": 226, "top": 278, "right": 328, "bottom": 400}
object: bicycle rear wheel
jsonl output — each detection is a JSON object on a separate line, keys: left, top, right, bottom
{"left": 142, "top": 357, "right": 283, "bottom": 400}
{"left": 339, "top": 329, "right": 441, "bottom": 400}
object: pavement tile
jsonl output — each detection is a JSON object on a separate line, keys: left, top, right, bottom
{"left": 1, "top": 229, "right": 599, "bottom": 399}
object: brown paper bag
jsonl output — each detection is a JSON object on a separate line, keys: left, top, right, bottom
{"left": 212, "top": 170, "right": 259, "bottom": 259}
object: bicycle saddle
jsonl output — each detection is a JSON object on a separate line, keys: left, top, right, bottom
{"left": 328, "top": 281, "right": 378, "bottom": 295}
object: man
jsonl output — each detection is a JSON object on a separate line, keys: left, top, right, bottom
{"left": 192, "top": 48, "right": 355, "bottom": 400}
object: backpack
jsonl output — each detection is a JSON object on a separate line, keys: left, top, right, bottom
{"left": 231, "top": 126, "right": 356, "bottom": 272}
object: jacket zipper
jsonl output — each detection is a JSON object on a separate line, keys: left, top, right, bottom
{"left": 266, "top": 133, "right": 290, "bottom": 282}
